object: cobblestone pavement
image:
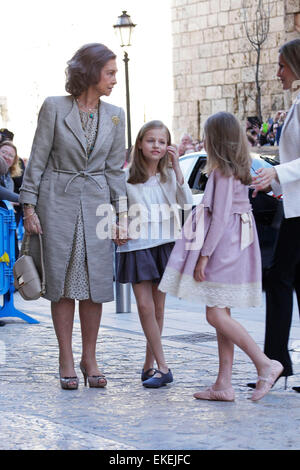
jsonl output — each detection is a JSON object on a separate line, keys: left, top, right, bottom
{"left": 0, "top": 289, "right": 300, "bottom": 451}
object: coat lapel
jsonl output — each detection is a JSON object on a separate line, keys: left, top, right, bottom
{"left": 64, "top": 98, "right": 87, "bottom": 155}
{"left": 280, "top": 99, "right": 295, "bottom": 135}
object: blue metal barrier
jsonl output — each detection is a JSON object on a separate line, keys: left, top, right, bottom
{"left": 0, "top": 200, "right": 39, "bottom": 324}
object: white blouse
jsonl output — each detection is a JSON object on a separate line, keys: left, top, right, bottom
{"left": 118, "top": 175, "right": 176, "bottom": 253}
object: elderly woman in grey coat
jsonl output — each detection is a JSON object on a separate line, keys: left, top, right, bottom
{"left": 20, "top": 43, "right": 128, "bottom": 389}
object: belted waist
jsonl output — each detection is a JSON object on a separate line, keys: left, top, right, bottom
{"left": 52, "top": 169, "right": 105, "bottom": 193}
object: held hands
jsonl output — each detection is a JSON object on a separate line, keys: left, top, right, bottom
{"left": 251, "top": 167, "right": 278, "bottom": 198}
{"left": 23, "top": 206, "right": 43, "bottom": 234}
{"left": 193, "top": 255, "right": 209, "bottom": 282}
{"left": 112, "top": 213, "right": 130, "bottom": 246}
{"left": 113, "top": 225, "right": 130, "bottom": 246}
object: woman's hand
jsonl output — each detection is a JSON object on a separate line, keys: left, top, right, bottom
{"left": 112, "top": 212, "right": 130, "bottom": 246}
{"left": 113, "top": 225, "right": 129, "bottom": 246}
{"left": 193, "top": 255, "right": 209, "bottom": 282}
{"left": 23, "top": 206, "right": 43, "bottom": 234}
{"left": 251, "top": 167, "right": 278, "bottom": 197}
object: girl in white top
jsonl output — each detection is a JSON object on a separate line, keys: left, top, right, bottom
{"left": 116, "top": 120, "right": 193, "bottom": 388}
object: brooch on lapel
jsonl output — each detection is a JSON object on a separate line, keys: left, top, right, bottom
{"left": 112, "top": 116, "right": 120, "bottom": 126}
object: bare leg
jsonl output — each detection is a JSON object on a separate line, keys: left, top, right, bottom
{"left": 206, "top": 306, "right": 273, "bottom": 390}
{"left": 51, "top": 298, "right": 76, "bottom": 378}
{"left": 144, "top": 284, "right": 166, "bottom": 372}
{"left": 214, "top": 309, "right": 234, "bottom": 390}
{"left": 133, "top": 281, "right": 169, "bottom": 374}
{"left": 79, "top": 299, "right": 104, "bottom": 378}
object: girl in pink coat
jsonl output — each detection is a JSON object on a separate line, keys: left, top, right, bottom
{"left": 159, "top": 112, "right": 283, "bottom": 402}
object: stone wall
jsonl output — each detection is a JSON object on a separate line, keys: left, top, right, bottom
{"left": 171, "top": 0, "right": 300, "bottom": 142}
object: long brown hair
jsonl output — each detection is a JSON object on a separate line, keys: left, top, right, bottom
{"left": 0, "top": 140, "right": 22, "bottom": 177}
{"left": 204, "top": 112, "right": 252, "bottom": 185}
{"left": 128, "top": 120, "right": 171, "bottom": 184}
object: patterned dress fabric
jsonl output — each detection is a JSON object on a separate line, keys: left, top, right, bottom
{"left": 62, "top": 108, "right": 99, "bottom": 300}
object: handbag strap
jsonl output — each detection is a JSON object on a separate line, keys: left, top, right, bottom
{"left": 22, "top": 233, "right": 46, "bottom": 295}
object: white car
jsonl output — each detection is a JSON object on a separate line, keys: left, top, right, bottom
{"left": 179, "top": 150, "right": 275, "bottom": 205}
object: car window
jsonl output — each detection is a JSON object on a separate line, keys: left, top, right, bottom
{"left": 188, "top": 157, "right": 208, "bottom": 193}
{"left": 179, "top": 156, "right": 197, "bottom": 178}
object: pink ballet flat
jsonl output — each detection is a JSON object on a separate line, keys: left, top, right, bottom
{"left": 193, "top": 386, "right": 235, "bottom": 402}
{"left": 251, "top": 360, "right": 284, "bottom": 402}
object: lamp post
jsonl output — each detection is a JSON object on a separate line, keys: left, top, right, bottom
{"left": 114, "top": 11, "right": 136, "bottom": 149}
{"left": 113, "top": 11, "right": 136, "bottom": 313}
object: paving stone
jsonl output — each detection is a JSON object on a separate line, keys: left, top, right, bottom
{"left": 0, "top": 290, "right": 299, "bottom": 450}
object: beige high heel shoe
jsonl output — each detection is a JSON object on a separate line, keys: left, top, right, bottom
{"left": 80, "top": 362, "right": 107, "bottom": 388}
{"left": 251, "top": 360, "right": 284, "bottom": 401}
{"left": 59, "top": 368, "right": 79, "bottom": 390}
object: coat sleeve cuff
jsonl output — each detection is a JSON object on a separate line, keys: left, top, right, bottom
{"left": 112, "top": 195, "right": 128, "bottom": 214}
{"left": 19, "top": 189, "right": 38, "bottom": 206}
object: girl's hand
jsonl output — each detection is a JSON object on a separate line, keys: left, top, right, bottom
{"left": 167, "top": 145, "right": 179, "bottom": 168}
{"left": 23, "top": 208, "right": 43, "bottom": 234}
{"left": 251, "top": 167, "right": 278, "bottom": 197}
{"left": 168, "top": 145, "right": 184, "bottom": 185}
{"left": 113, "top": 224, "right": 130, "bottom": 246}
{"left": 193, "top": 255, "right": 208, "bottom": 282}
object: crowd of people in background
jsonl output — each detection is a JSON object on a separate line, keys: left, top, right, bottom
{"left": 176, "top": 110, "right": 286, "bottom": 158}
{"left": 246, "top": 111, "right": 286, "bottom": 148}
{"left": 0, "top": 129, "right": 26, "bottom": 268}
{"left": 0, "top": 128, "right": 25, "bottom": 206}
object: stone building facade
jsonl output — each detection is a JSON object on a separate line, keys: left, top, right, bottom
{"left": 171, "top": 0, "right": 300, "bottom": 142}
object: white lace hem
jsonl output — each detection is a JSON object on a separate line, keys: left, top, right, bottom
{"left": 159, "top": 266, "right": 262, "bottom": 308}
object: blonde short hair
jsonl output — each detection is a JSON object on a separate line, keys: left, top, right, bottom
{"left": 0, "top": 140, "right": 22, "bottom": 178}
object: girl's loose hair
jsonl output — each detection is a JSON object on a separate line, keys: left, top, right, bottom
{"left": 0, "top": 140, "right": 22, "bottom": 178}
{"left": 65, "top": 43, "right": 116, "bottom": 97}
{"left": 204, "top": 112, "right": 252, "bottom": 185}
{"left": 128, "top": 120, "right": 171, "bottom": 184}
{"left": 279, "top": 38, "right": 300, "bottom": 81}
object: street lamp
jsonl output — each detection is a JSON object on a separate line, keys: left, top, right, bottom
{"left": 113, "top": 10, "right": 136, "bottom": 149}
{"left": 113, "top": 11, "right": 136, "bottom": 314}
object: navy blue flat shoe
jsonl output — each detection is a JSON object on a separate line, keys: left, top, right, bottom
{"left": 141, "top": 368, "right": 156, "bottom": 382}
{"left": 143, "top": 369, "right": 173, "bottom": 388}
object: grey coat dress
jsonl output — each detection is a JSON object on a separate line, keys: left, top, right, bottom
{"left": 19, "top": 95, "right": 127, "bottom": 303}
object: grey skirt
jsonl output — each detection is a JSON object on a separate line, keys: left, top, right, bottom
{"left": 116, "top": 242, "right": 175, "bottom": 284}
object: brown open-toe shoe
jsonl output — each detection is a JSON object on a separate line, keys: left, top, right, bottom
{"left": 59, "top": 368, "right": 79, "bottom": 390}
{"left": 80, "top": 362, "right": 107, "bottom": 388}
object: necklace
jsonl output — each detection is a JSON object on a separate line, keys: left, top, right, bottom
{"left": 76, "top": 99, "right": 99, "bottom": 118}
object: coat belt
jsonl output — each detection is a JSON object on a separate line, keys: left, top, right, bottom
{"left": 241, "top": 211, "right": 254, "bottom": 250}
{"left": 52, "top": 169, "right": 105, "bottom": 193}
